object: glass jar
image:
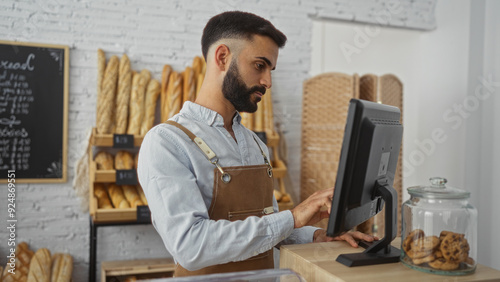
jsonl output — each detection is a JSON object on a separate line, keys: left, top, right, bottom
{"left": 400, "top": 177, "right": 477, "bottom": 275}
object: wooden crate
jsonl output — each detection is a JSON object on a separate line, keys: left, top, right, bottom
{"left": 101, "top": 258, "right": 175, "bottom": 282}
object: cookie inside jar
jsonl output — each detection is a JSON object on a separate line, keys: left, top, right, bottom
{"left": 401, "top": 177, "right": 477, "bottom": 275}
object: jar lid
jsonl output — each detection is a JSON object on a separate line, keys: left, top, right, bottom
{"left": 407, "top": 177, "right": 470, "bottom": 199}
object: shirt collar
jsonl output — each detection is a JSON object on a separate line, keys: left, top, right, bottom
{"left": 180, "top": 101, "right": 242, "bottom": 127}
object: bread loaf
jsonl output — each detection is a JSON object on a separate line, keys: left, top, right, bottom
{"left": 94, "top": 151, "right": 114, "bottom": 170}
{"left": 94, "top": 184, "right": 113, "bottom": 209}
{"left": 136, "top": 185, "right": 148, "bottom": 205}
{"left": 161, "top": 65, "right": 172, "bottom": 122}
{"left": 140, "top": 79, "right": 161, "bottom": 136}
{"left": 114, "top": 151, "right": 134, "bottom": 170}
{"left": 264, "top": 88, "right": 274, "bottom": 132}
{"left": 192, "top": 56, "right": 203, "bottom": 77}
{"left": 196, "top": 72, "right": 204, "bottom": 98}
{"left": 96, "top": 55, "right": 119, "bottom": 134}
{"left": 108, "top": 184, "right": 130, "bottom": 208}
{"left": 2, "top": 242, "right": 34, "bottom": 282}
{"left": 27, "top": 248, "right": 51, "bottom": 282}
{"left": 183, "top": 67, "right": 196, "bottom": 103}
{"left": 127, "top": 69, "right": 150, "bottom": 135}
{"left": 123, "top": 185, "right": 144, "bottom": 208}
{"left": 96, "top": 49, "right": 106, "bottom": 125}
{"left": 240, "top": 112, "right": 253, "bottom": 130}
{"left": 166, "top": 72, "right": 183, "bottom": 119}
{"left": 193, "top": 56, "right": 205, "bottom": 100}
{"left": 114, "top": 54, "right": 132, "bottom": 134}
{"left": 134, "top": 153, "right": 139, "bottom": 170}
{"left": 254, "top": 94, "right": 264, "bottom": 132}
{"left": 50, "top": 253, "right": 73, "bottom": 282}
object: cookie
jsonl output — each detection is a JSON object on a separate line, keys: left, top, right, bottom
{"left": 408, "top": 249, "right": 433, "bottom": 259}
{"left": 465, "top": 257, "right": 475, "bottom": 265}
{"left": 412, "top": 235, "right": 440, "bottom": 253}
{"left": 440, "top": 233, "right": 468, "bottom": 262}
{"left": 434, "top": 250, "right": 443, "bottom": 259}
{"left": 439, "top": 230, "right": 454, "bottom": 241}
{"left": 403, "top": 229, "right": 425, "bottom": 252}
{"left": 428, "top": 258, "right": 459, "bottom": 270}
{"left": 412, "top": 253, "right": 435, "bottom": 265}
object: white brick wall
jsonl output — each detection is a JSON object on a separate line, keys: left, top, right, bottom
{"left": 0, "top": 0, "right": 435, "bottom": 281}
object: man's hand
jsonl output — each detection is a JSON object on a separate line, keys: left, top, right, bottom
{"left": 290, "top": 188, "right": 333, "bottom": 228}
{"left": 313, "top": 229, "right": 334, "bottom": 242}
{"left": 332, "top": 231, "right": 379, "bottom": 248}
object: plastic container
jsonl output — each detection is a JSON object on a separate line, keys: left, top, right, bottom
{"left": 400, "top": 177, "right": 477, "bottom": 275}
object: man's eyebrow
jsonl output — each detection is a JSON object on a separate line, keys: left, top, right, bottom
{"left": 256, "top": 56, "right": 275, "bottom": 70}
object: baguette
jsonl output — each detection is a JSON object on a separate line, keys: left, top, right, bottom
{"left": 122, "top": 185, "right": 144, "bottom": 208}
{"left": 254, "top": 93, "right": 264, "bottom": 132}
{"left": 114, "top": 151, "right": 134, "bottom": 170}
{"left": 183, "top": 67, "right": 196, "bottom": 103}
{"left": 160, "top": 65, "right": 172, "bottom": 122}
{"left": 50, "top": 253, "right": 73, "bottom": 282}
{"left": 166, "top": 72, "right": 183, "bottom": 119}
{"left": 136, "top": 185, "right": 148, "bottom": 205}
{"left": 96, "top": 49, "right": 106, "bottom": 125}
{"left": 96, "top": 55, "right": 119, "bottom": 134}
{"left": 108, "top": 184, "right": 130, "bottom": 208}
{"left": 196, "top": 73, "right": 204, "bottom": 98}
{"left": 114, "top": 54, "right": 132, "bottom": 134}
{"left": 2, "top": 242, "right": 34, "bottom": 282}
{"left": 27, "top": 248, "right": 51, "bottom": 282}
{"left": 264, "top": 88, "right": 274, "bottom": 132}
{"left": 140, "top": 79, "right": 161, "bottom": 136}
{"left": 94, "top": 151, "right": 114, "bottom": 170}
{"left": 94, "top": 183, "right": 113, "bottom": 209}
{"left": 127, "top": 69, "right": 150, "bottom": 135}
{"left": 134, "top": 153, "right": 139, "bottom": 170}
{"left": 192, "top": 56, "right": 203, "bottom": 77}
{"left": 240, "top": 112, "right": 254, "bottom": 131}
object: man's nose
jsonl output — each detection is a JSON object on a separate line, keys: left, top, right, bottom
{"left": 260, "top": 70, "right": 272, "bottom": 89}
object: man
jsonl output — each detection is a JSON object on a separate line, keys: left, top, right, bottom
{"left": 137, "top": 11, "right": 376, "bottom": 277}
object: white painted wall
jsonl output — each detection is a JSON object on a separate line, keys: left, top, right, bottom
{"left": 311, "top": 0, "right": 471, "bottom": 199}
{"left": 311, "top": 0, "right": 500, "bottom": 270}
{"left": 465, "top": 0, "right": 500, "bottom": 271}
{"left": 0, "top": 0, "right": 442, "bottom": 281}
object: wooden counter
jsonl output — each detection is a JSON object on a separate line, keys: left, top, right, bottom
{"left": 280, "top": 238, "right": 500, "bottom": 282}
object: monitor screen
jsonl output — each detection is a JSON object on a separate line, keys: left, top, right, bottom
{"left": 326, "top": 98, "right": 403, "bottom": 267}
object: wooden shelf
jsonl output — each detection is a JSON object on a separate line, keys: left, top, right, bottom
{"left": 272, "top": 160, "right": 287, "bottom": 179}
{"left": 101, "top": 258, "right": 175, "bottom": 281}
{"left": 91, "top": 127, "right": 144, "bottom": 147}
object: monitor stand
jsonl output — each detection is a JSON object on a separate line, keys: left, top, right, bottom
{"left": 336, "top": 179, "right": 401, "bottom": 267}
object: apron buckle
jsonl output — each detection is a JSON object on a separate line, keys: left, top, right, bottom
{"left": 211, "top": 158, "right": 232, "bottom": 183}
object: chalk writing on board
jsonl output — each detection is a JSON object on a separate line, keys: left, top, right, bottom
{"left": 0, "top": 41, "right": 68, "bottom": 182}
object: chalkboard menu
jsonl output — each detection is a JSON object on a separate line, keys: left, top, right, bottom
{"left": 0, "top": 41, "right": 69, "bottom": 183}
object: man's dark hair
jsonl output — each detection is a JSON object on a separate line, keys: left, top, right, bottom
{"left": 201, "top": 11, "right": 287, "bottom": 60}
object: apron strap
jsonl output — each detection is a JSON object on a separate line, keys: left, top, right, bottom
{"left": 165, "top": 120, "right": 217, "bottom": 161}
{"left": 165, "top": 120, "right": 273, "bottom": 178}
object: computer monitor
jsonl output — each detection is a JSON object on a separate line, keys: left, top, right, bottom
{"left": 326, "top": 98, "right": 403, "bottom": 267}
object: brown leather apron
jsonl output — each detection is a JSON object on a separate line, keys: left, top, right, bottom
{"left": 165, "top": 121, "right": 275, "bottom": 277}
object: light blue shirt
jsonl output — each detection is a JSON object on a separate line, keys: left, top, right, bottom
{"left": 137, "top": 101, "right": 318, "bottom": 271}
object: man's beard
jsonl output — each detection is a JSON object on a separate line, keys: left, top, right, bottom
{"left": 222, "top": 60, "right": 266, "bottom": 113}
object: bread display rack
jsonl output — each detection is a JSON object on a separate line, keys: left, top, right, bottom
{"left": 88, "top": 128, "right": 147, "bottom": 223}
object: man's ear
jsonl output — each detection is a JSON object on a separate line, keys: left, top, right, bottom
{"left": 214, "top": 44, "right": 230, "bottom": 71}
